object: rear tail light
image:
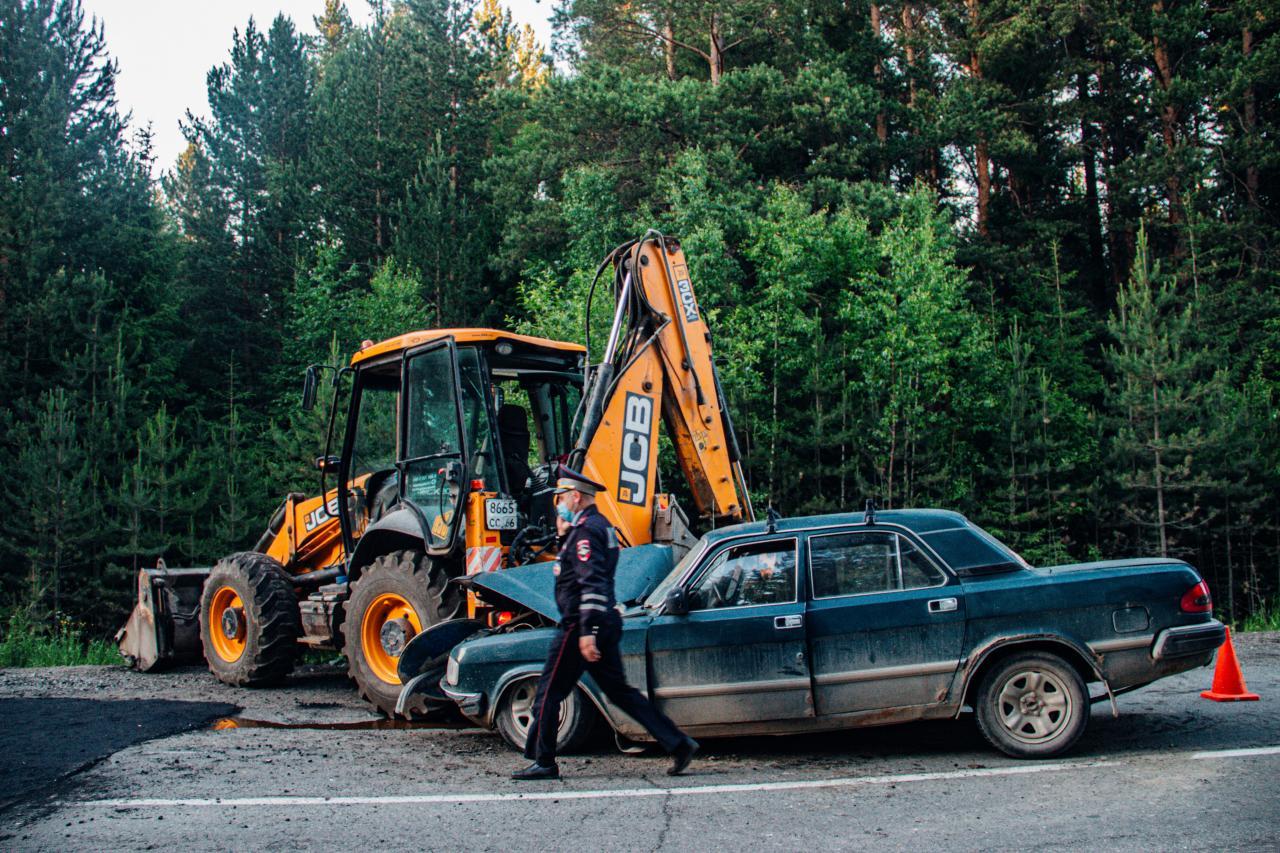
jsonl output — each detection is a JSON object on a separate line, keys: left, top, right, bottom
{"left": 1180, "top": 581, "right": 1212, "bottom": 613}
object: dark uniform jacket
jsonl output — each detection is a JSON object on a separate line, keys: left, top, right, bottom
{"left": 554, "top": 504, "right": 619, "bottom": 634}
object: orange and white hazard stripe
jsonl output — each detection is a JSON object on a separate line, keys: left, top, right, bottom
{"left": 465, "top": 546, "right": 502, "bottom": 575}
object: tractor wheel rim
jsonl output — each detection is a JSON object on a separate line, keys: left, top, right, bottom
{"left": 361, "top": 593, "right": 422, "bottom": 685}
{"left": 996, "top": 668, "right": 1072, "bottom": 745}
{"left": 209, "top": 586, "right": 247, "bottom": 663}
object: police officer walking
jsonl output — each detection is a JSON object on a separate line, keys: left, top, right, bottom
{"left": 512, "top": 466, "right": 698, "bottom": 781}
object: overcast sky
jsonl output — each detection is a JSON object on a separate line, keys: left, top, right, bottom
{"left": 80, "top": 1, "right": 556, "bottom": 173}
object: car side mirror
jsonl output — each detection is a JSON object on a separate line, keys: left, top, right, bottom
{"left": 301, "top": 365, "right": 318, "bottom": 411}
{"left": 662, "top": 586, "right": 689, "bottom": 617}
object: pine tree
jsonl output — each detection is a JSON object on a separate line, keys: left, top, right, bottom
{"left": 1106, "top": 226, "right": 1222, "bottom": 557}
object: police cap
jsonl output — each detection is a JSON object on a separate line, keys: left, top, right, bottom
{"left": 554, "top": 465, "right": 605, "bottom": 495}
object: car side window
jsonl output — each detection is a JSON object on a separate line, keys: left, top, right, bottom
{"left": 810, "top": 531, "right": 944, "bottom": 598}
{"left": 688, "top": 539, "right": 797, "bottom": 610}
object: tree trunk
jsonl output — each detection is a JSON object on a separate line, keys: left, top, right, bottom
{"left": 900, "top": 2, "right": 939, "bottom": 187}
{"left": 967, "top": 0, "right": 990, "bottom": 236}
{"left": 708, "top": 11, "right": 724, "bottom": 85}
{"left": 1152, "top": 378, "right": 1168, "bottom": 558}
{"left": 1242, "top": 26, "right": 1258, "bottom": 208}
{"left": 1078, "top": 72, "right": 1106, "bottom": 303}
{"left": 1099, "top": 56, "right": 1133, "bottom": 295}
{"left": 1151, "top": 0, "right": 1182, "bottom": 226}
{"left": 664, "top": 19, "right": 676, "bottom": 80}
{"left": 871, "top": 2, "right": 888, "bottom": 178}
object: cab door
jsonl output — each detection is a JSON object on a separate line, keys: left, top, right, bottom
{"left": 400, "top": 339, "right": 469, "bottom": 555}
{"left": 647, "top": 537, "right": 813, "bottom": 727}
{"left": 804, "top": 528, "right": 965, "bottom": 715}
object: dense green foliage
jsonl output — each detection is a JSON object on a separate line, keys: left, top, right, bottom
{"left": 1, "top": 0, "right": 1277, "bottom": 643}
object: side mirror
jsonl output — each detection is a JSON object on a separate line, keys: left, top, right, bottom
{"left": 662, "top": 586, "right": 689, "bottom": 617}
{"left": 301, "top": 366, "right": 318, "bottom": 411}
{"left": 314, "top": 455, "right": 340, "bottom": 473}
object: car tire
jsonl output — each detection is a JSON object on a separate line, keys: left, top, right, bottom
{"left": 342, "top": 550, "right": 463, "bottom": 719}
{"left": 494, "top": 676, "right": 598, "bottom": 754}
{"left": 975, "top": 650, "right": 1089, "bottom": 759}
{"left": 199, "top": 552, "right": 300, "bottom": 686}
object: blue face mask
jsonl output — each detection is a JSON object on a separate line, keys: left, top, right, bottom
{"left": 556, "top": 503, "right": 575, "bottom": 523}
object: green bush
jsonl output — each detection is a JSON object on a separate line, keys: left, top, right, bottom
{"left": 1239, "top": 600, "right": 1280, "bottom": 634}
{"left": 0, "top": 611, "right": 119, "bottom": 668}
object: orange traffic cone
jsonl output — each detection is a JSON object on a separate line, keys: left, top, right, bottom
{"left": 1201, "top": 627, "right": 1259, "bottom": 702}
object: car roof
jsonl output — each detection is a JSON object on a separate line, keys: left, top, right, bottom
{"left": 701, "top": 508, "right": 972, "bottom": 544}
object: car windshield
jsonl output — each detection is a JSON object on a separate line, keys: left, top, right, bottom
{"left": 644, "top": 539, "right": 710, "bottom": 609}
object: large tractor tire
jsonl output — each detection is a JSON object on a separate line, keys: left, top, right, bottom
{"left": 199, "top": 552, "right": 301, "bottom": 686}
{"left": 342, "top": 550, "right": 463, "bottom": 719}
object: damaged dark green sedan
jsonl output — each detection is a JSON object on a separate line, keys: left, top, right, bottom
{"left": 434, "top": 509, "right": 1226, "bottom": 759}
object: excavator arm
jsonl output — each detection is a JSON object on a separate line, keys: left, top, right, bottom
{"left": 570, "top": 233, "right": 754, "bottom": 546}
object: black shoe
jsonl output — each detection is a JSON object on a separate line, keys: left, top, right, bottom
{"left": 512, "top": 762, "right": 560, "bottom": 781}
{"left": 667, "top": 737, "right": 699, "bottom": 776}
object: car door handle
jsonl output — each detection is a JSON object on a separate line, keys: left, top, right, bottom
{"left": 774, "top": 614, "right": 803, "bottom": 629}
{"left": 928, "top": 597, "right": 958, "bottom": 614}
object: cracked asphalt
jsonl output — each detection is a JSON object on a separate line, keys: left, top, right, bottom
{"left": 2, "top": 634, "right": 1277, "bottom": 851}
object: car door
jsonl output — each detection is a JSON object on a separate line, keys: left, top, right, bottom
{"left": 804, "top": 528, "right": 966, "bottom": 716}
{"left": 647, "top": 537, "right": 813, "bottom": 727}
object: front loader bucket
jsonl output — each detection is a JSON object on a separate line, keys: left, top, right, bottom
{"left": 115, "top": 564, "right": 210, "bottom": 671}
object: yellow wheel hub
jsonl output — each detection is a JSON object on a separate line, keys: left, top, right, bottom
{"left": 209, "top": 586, "right": 247, "bottom": 663}
{"left": 361, "top": 593, "right": 422, "bottom": 685}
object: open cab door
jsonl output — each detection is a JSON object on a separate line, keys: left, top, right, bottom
{"left": 400, "top": 338, "right": 470, "bottom": 556}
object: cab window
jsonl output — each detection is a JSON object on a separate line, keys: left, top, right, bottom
{"left": 809, "top": 530, "right": 945, "bottom": 598}
{"left": 688, "top": 539, "right": 797, "bottom": 610}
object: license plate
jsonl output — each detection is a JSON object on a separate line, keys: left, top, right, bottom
{"left": 484, "top": 498, "right": 518, "bottom": 530}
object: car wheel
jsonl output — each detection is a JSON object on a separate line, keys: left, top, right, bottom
{"left": 975, "top": 651, "right": 1088, "bottom": 759}
{"left": 494, "top": 677, "right": 597, "bottom": 754}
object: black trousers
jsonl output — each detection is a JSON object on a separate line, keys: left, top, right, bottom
{"left": 524, "top": 613, "right": 686, "bottom": 764}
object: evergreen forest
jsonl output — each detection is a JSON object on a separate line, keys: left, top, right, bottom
{"left": 2, "top": 0, "right": 1278, "bottom": 645}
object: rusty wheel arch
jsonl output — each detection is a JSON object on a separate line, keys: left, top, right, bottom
{"left": 956, "top": 634, "right": 1111, "bottom": 717}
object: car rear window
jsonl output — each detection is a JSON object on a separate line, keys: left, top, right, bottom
{"left": 918, "top": 526, "right": 1027, "bottom": 576}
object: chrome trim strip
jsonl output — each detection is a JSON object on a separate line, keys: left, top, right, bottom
{"left": 1089, "top": 636, "right": 1154, "bottom": 654}
{"left": 653, "top": 676, "right": 810, "bottom": 700}
{"left": 813, "top": 660, "right": 959, "bottom": 687}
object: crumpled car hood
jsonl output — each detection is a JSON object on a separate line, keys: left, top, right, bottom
{"left": 461, "top": 544, "right": 675, "bottom": 622}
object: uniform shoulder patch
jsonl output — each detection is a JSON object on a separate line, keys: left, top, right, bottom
{"left": 576, "top": 539, "right": 591, "bottom": 562}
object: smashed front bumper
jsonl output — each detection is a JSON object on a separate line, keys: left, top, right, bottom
{"left": 440, "top": 682, "right": 485, "bottom": 718}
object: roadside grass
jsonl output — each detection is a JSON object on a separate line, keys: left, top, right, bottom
{"left": 1238, "top": 600, "right": 1280, "bottom": 633}
{"left": 0, "top": 611, "right": 119, "bottom": 668}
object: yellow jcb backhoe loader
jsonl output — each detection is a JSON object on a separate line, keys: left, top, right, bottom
{"left": 117, "top": 233, "right": 753, "bottom": 718}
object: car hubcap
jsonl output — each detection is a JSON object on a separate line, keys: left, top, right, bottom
{"left": 361, "top": 593, "right": 422, "bottom": 686}
{"left": 507, "top": 681, "right": 572, "bottom": 744}
{"left": 997, "top": 668, "right": 1071, "bottom": 744}
{"left": 208, "top": 586, "right": 247, "bottom": 663}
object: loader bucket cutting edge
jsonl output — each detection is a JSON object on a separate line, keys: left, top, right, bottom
{"left": 116, "top": 565, "right": 211, "bottom": 671}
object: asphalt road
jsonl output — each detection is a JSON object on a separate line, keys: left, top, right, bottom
{"left": 2, "top": 634, "right": 1277, "bottom": 851}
